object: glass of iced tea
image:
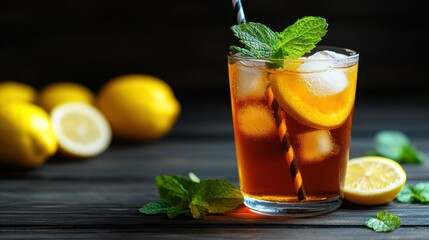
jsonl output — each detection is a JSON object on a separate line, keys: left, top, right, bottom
{"left": 228, "top": 46, "right": 359, "bottom": 216}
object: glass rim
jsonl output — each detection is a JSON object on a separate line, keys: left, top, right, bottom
{"left": 228, "top": 45, "right": 359, "bottom": 64}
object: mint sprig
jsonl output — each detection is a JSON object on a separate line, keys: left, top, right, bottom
{"left": 365, "top": 210, "right": 401, "bottom": 232}
{"left": 139, "top": 173, "right": 243, "bottom": 219}
{"left": 371, "top": 130, "right": 426, "bottom": 164}
{"left": 230, "top": 16, "right": 328, "bottom": 68}
{"left": 396, "top": 183, "right": 429, "bottom": 203}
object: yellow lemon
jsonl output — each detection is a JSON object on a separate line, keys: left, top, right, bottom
{"left": 0, "top": 102, "right": 57, "bottom": 169}
{"left": 269, "top": 64, "right": 358, "bottom": 129}
{"left": 50, "top": 102, "right": 112, "bottom": 158}
{"left": 344, "top": 156, "right": 407, "bottom": 205}
{"left": 38, "top": 82, "right": 95, "bottom": 112}
{"left": 0, "top": 81, "right": 37, "bottom": 104}
{"left": 96, "top": 74, "right": 181, "bottom": 140}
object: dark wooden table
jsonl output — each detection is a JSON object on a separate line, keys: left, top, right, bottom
{"left": 1, "top": 94, "right": 429, "bottom": 239}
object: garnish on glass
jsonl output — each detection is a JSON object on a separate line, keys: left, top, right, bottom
{"left": 229, "top": 16, "right": 328, "bottom": 68}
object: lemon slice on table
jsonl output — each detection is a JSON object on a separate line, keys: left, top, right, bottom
{"left": 344, "top": 156, "right": 407, "bottom": 206}
{"left": 50, "top": 102, "right": 111, "bottom": 158}
{"left": 268, "top": 64, "right": 358, "bottom": 129}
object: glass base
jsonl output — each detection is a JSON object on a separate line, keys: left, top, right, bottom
{"left": 243, "top": 195, "right": 343, "bottom": 217}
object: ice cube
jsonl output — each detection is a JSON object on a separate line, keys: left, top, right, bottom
{"left": 237, "top": 104, "right": 276, "bottom": 137}
{"left": 300, "top": 69, "right": 349, "bottom": 97}
{"left": 297, "top": 50, "right": 348, "bottom": 72}
{"left": 240, "top": 59, "right": 266, "bottom": 68}
{"left": 310, "top": 50, "right": 348, "bottom": 60}
{"left": 297, "top": 130, "right": 335, "bottom": 163}
{"left": 236, "top": 64, "right": 268, "bottom": 100}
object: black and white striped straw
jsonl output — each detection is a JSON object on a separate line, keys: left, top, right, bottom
{"left": 232, "top": 0, "right": 246, "bottom": 24}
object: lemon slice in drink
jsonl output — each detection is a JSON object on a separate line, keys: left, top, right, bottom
{"left": 344, "top": 156, "right": 407, "bottom": 205}
{"left": 51, "top": 102, "right": 111, "bottom": 158}
{"left": 269, "top": 64, "right": 358, "bottom": 129}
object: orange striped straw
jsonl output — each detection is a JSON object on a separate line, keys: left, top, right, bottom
{"left": 268, "top": 88, "right": 307, "bottom": 201}
{"left": 231, "top": 0, "right": 306, "bottom": 202}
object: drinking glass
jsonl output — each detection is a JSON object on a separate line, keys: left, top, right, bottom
{"left": 227, "top": 46, "right": 359, "bottom": 216}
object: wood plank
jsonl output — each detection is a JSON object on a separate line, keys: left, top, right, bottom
{"left": 0, "top": 179, "right": 426, "bottom": 205}
{"left": 1, "top": 226, "right": 428, "bottom": 240}
{"left": 2, "top": 203, "right": 429, "bottom": 226}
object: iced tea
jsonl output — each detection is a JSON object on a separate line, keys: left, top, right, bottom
{"left": 228, "top": 46, "right": 359, "bottom": 216}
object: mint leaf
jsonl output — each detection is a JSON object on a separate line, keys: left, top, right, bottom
{"left": 155, "top": 175, "right": 195, "bottom": 203}
{"left": 189, "top": 203, "right": 209, "bottom": 219}
{"left": 277, "top": 16, "right": 328, "bottom": 59}
{"left": 396, "top": 183, "right": 429, "bottom": 203}
{"left": 373, "top": 130, "right": 426, "bottom": 164}
{"left": 396, "top": 184, "right": 416, "bottom": 203}
{"left": 139, "top": 199, "right": 190, "bottom": 219}
{"left": 190, "top": 179, "right": 244, "bottom": 218}
{"left": 229, "top": 16, "right": 328, "bottom": 69}
{"left": 365, "top": 210, "right": 401, "bottom": 232}
{"left": 415, "top": 183, "right": 429, "bottom": 202}
{"left": 374, "top": 130, "right": 409, "bottom": 161}
{"left": 230, "top": 22, "right": 277, "bottom": 59}
{"left": 401, "top": 145, "right": 426, "bottom": 164}
{"left": 139, "top": 173, "right": 243, "bottom": 219}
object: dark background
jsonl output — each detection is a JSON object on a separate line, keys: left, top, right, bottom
{"left": 0, "top": 0, "right": 427, "bottom": 104}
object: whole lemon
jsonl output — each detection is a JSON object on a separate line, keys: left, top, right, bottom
{"left": 38, "top": 82, "right": 95, "bottom": 112}
{"left": 96, "top": 74, "right": 181, "bottom": 140}
{"left": 0, "top": 102, "right": 57, "bottom": 169}
{"left": 0, "top": 81, "right": 37, "bottom": 104}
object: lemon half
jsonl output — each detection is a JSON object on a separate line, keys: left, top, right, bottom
{"left": 344, "top": 156, "right": 407, "bottom": 205}
{"left": 50, "top": 102, "right": 111, "bottom": 158}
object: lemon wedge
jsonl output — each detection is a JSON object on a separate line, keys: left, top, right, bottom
{"left": 50, "top": 102, "right": 111, "bottom": 158}
{"left": 344, "top": 156, "right": 407, "bottom": 205}
{"left": 268, "top": 64, "right": 358, "bottom": 129}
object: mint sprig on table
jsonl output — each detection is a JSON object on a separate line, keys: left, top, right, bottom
{"left": 365, "top": 210, "right": 401, "bottom": 232}
{"left": 396, "top": 183, "right": 429, "bottom": 203}
{"left": 230, "top": 16, "right": 328, "bottom": 68}
{"left": 139, "top": 173, "right": 243, "bottom": 219}
{"left": 371, "top": 130, "right": 426, "bottom": 164}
